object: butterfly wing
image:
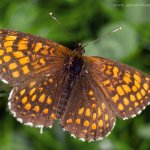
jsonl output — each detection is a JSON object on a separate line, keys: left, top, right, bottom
{"left": 9, "top": 69, "right": 66, "bottom": 128}
{"left": 60, "top": 73, "right": 116, "bottom": 141}
{"left": 84, "top": 56, "right": 150, "bottom": 120}
{"left": 0, "top": 29, "right": 71, "bottom": 85}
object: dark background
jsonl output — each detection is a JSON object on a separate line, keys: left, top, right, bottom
{"left": 0, "top": 0, "right": 150, "bottom": 150}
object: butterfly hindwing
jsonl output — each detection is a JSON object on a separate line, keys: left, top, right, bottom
{"left": 60, "top": 73, "right": 116, "bottom": 141}
{"left": 84, "top": 56, "right": 150, "bottom": 120}
{"left": 9, "top": 70, "right": 66, "bottom": 127}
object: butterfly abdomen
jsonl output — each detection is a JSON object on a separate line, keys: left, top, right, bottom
{"left": 57, "top": 55, "right": 84, "bottom": 117}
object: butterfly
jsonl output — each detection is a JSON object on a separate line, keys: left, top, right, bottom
{"left": 0, "top": 29, "right": 149, "bottom": 142}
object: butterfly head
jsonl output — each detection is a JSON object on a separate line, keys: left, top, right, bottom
{"left": 73, "top": 43, "right": 85, "bottom": 55}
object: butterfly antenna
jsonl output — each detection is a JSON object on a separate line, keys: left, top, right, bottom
{"left": 82, "top": 26, "right": 122, "bottom": 48}
{"left": 50, "top": 12, "right": 61, "bottom": 24}
{"left": 49, "top": 12, "right": 76, "bottom": 44}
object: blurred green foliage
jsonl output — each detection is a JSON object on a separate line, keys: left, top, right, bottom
{"left": 0, "top": 0, "right": 150, "bottom": 150}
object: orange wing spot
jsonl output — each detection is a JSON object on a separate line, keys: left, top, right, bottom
{"left": 19, "top": 57, "right": 30, "bottom": 65}
{"left": 140, "top": 89, "right": 146, "bottom": 96}
{"left": 41, "top": 46, "right": 49, "bottom": 55}
{"left": 98, "top": 120, "right": 103, "bottom": 127}
{"left": 113, "top": 66, "right": 119, "bottom": 77}
{"left": 22, "top": 65, "right": 30, "bottom": 74}
{"left": 5, "top": 35, "right": 17, "bottom": 40}
{"left": 136, "top": 92, "right": 142, "bottom": 100}
{"left": 106, "top": 123, "right": 109, "bottom": 128}
{"left": 9, "top": 63, "right": 17, "bottom": 70}
{"left": 93, "top": 113, "right": 97, "bottom": 120}
{"left": 39, "top": 94, "right": 46, "bottom": 103}
{"left": 132, "top": 86, "right": 138, "bottom": 92}
{"left": 123, "top": 98, "right": 129, "bottom": 105}
{"left": 18, "top": 44, "right": 27, "bottom": 50}
{"left": 78, "top": 107, "right": 84, "bottom": 115}
{"left": 107, "top": 65, "right": 112, "bottom": 69}
{"left": 25, "top": 103, "right": 31, "bottom": 110}
{"left": 84, "top": 120, "right": 89, "bottom": 127}
{"left": 134, "top": 80, "right": 140, "bottom": 89}
{"left": 20, "top": 89, "right": 25, "bottom": 96}
{"left": 34, "top": 43, "right": 42, "bottom": 52}
{"left": 122, "top": 84, "right": 131, "bottom": 93}
{"left": 92, "top": 123, "right": 97, "bottom": 130}
{"left": 39, "top": 58, "right": 46, "bottom": 65}
{"left": 129, "top": 107, "right": 133, "bottom": 111}
{"left": 43, "top": 108, "right": 49, "bottom": 114}
{"left": 44, "top": 82, "right": 48, "bottom": 86}
{"left": 13, "top": 51, "right": 24, "bottom": 58}
{"left": 33, "top": 106, "right": 40, "bottom": 112}
{"left": 102, "top": 103, "right": 106, "bottom": 110}
{"left": 75, "top": 118, "right": 81, "bottom": 124}
{"left": 30, "top": 81, "right": 36, "bottom": 87}
{"left": 66, "top": 118, "right": 73, "bottom": 124}
{"left": 140, "top": 100, "right": 144, "bottom": 103}
{"left": 134, "top": 102, "right": 139, "bottom": 107}
{"left": 105, "top": 114, "right": 109, "bottom": 121}
{"left": 130, "top": 94, "right": 136, "bottom": 101}
{"left": 143, "top": 83, "right": 149, "bottom": 91}
{"left": 21, "top": 96, "right": 28, "bottom": 104}
{"left": 2, "top": 68, "right": 6, "bottom": 73}
{"left": 31, "top": 94, "right": 37, "bottom": 101}
{"left": 91, "top": 97, "right": 96, "bottom": 100}
{"left": 107, "top": 84, "right": 115, "bottom": 92}
{"left": 39, "top": 87, "right": 43, "bottom": 92}
{"left": 118, "top": 103, "right": 124, "bottom": 111}
{"left": 0, "top": 60, "right": 2, "bottom": 64}
{"left": 92, "top": 103, "right": 96, "bottom": 108}
{"left": 98, "top": 107, "right": 102, "bottom": 117}
{"left": 6, "top": 47, "right": 13, "bottom": 52}
{"left": 50, "top": 48, "right": 55, "bottom": 54}
{"left": 105, "top": 69, "right": 111, "bottom": 75}
{"left": 12, "top": 71, "right": 20, "bottom": 78}
{"left": 0, "top": 50, "right": 4, "bottom": 56}
{"left": 117, "top": 86, "right": 125, "bottom": 96}
{"left": 51, "top": 113, "right": 56, "bottom": 119}
{"left": 46, "top": 97, "right": 52, "bottom": 104}
{"left": 49, "top": 78, "right": 53, "bottom": 83}
{"left": 83, "top": 130, "right": 87, "bottom": 133}
{"left": 134, "top": 74, "right": 141, "bottom": 83}
{"left": 112, "top": 94, "right": 119, "bottom": 103}
{"left": 18, "top": 38, "right": 28, "bottom": 45}
{"left": 15, "top": 96, "right": 19, "bottom": 100}
{"left": 29, "top": 88, "right": 36, "bottom": 96}
{"left": 101, "top": 64, "right": 106, "bottom": 71}
{"left": 103, "top": 80, "right": 110, "bottom": 85}
{"left": 17, "top": 105, "right": 21, "bottom": 109}
{"left": 85, "top": 108, "right": 91, "bottom": 117}
{"left": 123, "top": 74, "right": 132, "bottom": 84}
{"left": 4, "top": 41, "right": 14, "bottom": 47}
{"left": 88, "top": 90, "right": 94, "bottom": 96}
{"left": 3, "top": 55, "right": 11, "bottom": 62}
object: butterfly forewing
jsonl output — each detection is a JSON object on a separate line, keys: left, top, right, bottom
{"left": 84, "top": 56, "right": 150, "bottom": 120}
{"left": 61, "top": 73, "right": 116, "bottom": 141}
{"left": 0, "top": 29, "right": 70, "bottom": 85}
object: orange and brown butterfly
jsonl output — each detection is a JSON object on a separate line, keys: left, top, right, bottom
{"left": 0, "top": 29, "right": 150, "bottom": 142}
